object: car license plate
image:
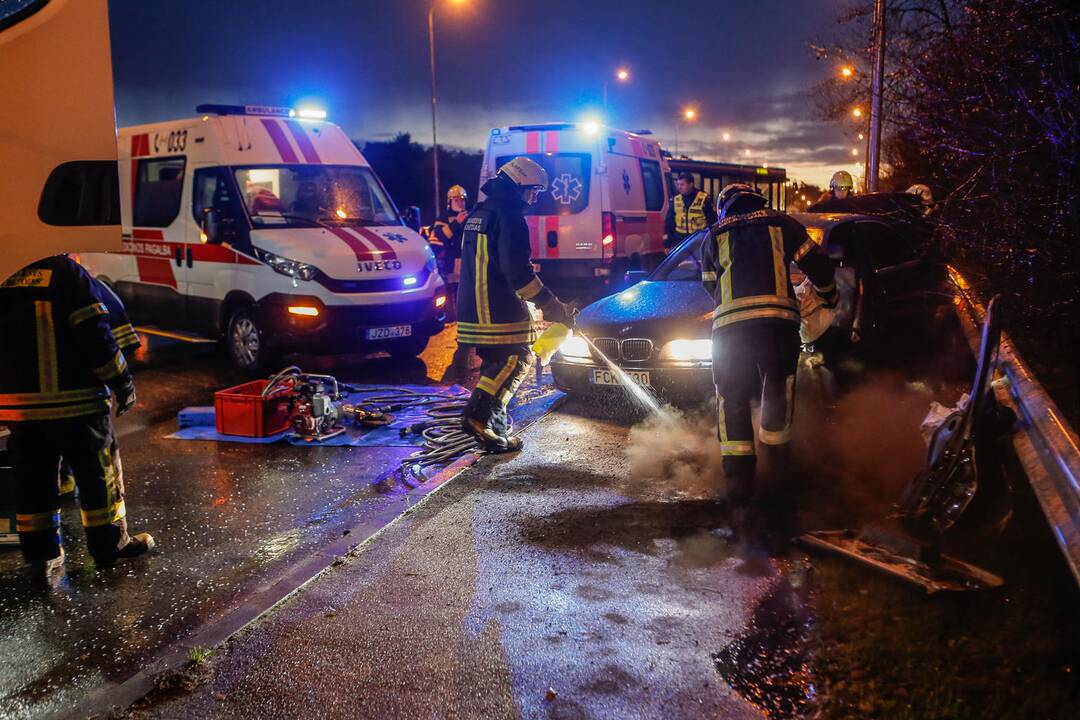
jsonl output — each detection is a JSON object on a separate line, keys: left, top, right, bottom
{"left": 365, "top": 325, "right": 412, "bottom": 340}
{"left": 590, "top": 368, "right": 651, "bottom": 387}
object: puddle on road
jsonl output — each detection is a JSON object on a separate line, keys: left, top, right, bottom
{"left": 713, "top": 574, "right": 816, "bottom": 719}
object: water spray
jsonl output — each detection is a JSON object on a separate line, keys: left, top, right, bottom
{"left": 576, "top": 331, "right": 665, "bottom": 416}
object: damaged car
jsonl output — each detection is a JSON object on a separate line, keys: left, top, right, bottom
{"left": 549, "top": 211, "right": 948, "bottom": 403}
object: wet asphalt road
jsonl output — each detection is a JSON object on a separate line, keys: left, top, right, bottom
{"left": 3, "top": 317, "right": 1079, "bottom": 719}
{"left": 0, "top": 328, "right": 471, "bottom": 719}
{"left": 126, "top": 327, "right": 1079, "bottom": 719}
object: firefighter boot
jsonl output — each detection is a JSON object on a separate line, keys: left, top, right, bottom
{"left": 97, "top": 532, "right": 156, "bottom": 568}
{"left": 463, "top": 416, "right": 523, "bottom": 454}
{"left": 30, "top": 548, "right": 65, "bottom": 588}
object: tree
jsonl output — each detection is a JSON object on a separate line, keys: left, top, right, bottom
{"left": 815, "top": 0, "right": 1080, "bottom": 414}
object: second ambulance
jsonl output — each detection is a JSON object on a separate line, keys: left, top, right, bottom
{"left": 81, "top": 104, "right": 447, "bottom": 370}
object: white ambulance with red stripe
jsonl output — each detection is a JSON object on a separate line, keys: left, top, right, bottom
{"left": 80, "top": 105, "right": 447, "bottom": 370}
{"left": 481, "top": 122, "right": 670, "bottom": 294}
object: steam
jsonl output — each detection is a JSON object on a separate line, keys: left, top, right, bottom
{"left": 624, "top": 407, "right": 726, "bottom": 500}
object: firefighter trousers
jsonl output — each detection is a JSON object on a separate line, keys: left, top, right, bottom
{"left": 463, "top": 344, "right": 535, "bottom": 435}
{"left": 713, "top": 322, "right": 800, "bottom": 504}
{"left": 8, "top": 413, "right": 130, "bottom": 563}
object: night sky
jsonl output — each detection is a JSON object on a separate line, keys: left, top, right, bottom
{"left": 108, "top": 0, "right": 854, "bottom": 186}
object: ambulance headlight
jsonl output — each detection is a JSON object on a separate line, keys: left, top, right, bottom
{"left": 558, "top": 334, "right": 591, "bottom": 359}
{"left": 660, "top": 338, "right": 713, "bottom": 362}
{"left": 254, "top": 248, "right": 319, "bottom": 281}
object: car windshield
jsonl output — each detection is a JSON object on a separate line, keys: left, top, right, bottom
{"left": 234, "top": 165, "right": 401, "bottom": 228}
{"left": 651, "top": 232, "right": 705, "bottom": 281}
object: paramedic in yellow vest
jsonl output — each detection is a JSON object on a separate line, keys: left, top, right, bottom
{"left": 664, "top": 173, "right": 717, "bottom": 250}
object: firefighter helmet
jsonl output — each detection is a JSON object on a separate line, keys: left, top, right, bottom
{"left": 447, "top": 184, "right": 468, "bottom": 202}
{"left": 497, "top": 157, "right": 549, "bottom": 190}
{"left": 716, "top": 183, "right": 766, "bottom": 220}
{"left": 830, "top": 170, "right": 855, "bottom": 194}
{"left": 906, "top": 183, "right": 932, "bottom": 203}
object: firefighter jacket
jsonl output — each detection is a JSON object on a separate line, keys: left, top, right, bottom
{"left": 430, "top": 207, "right": 469, "bottom": 277}
{"left": 0, "top": 256, "right": 134, "bottom": 422}
{"left": 95, "top": 276, "right": 140, "bottom": 352}
{"left": 666, "top": 190, "right": 716, "bottom": 238}
{"left": 456, "top": 176, "right": 558, "bottom": 346}
{"left": 701, "top": 209, "right": 837, "bottom": 333}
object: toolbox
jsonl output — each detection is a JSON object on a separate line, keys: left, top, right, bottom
{"left": 214, "top": 380, "right": 292, "bottom": 437}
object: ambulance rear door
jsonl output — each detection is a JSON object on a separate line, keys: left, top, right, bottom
{"left": 606, "top": 134, "right": 667, "bottom": 262}
{"left": 0, "top": 0, "right": 121, "bottom": 281}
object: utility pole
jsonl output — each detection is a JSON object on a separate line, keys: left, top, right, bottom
{"left": 867, "top": 0, "right": 886, "bottom": 192}
{"left": 428, "top": 6, "right": 440, "bottom": 220}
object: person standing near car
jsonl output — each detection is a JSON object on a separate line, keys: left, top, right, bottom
{"left": 0, "top": 255, "right": 154, "bottom": 585}
{"left": 665, "top": 173, "right": 717, "bottom": 250}
{"left": 701, "top": 184, "right": 837, "bottom": 527}
{"left": 811, "top": 170, "right": 855, "bottom": 208}
{"left": 429, "top": 185, "right": 471, "bottom": 283}
{"left": 457, "top": 158, "right": 575, "bottom": 452}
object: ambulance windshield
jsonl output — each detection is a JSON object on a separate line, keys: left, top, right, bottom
{"left": 235, "top": 165, "right": 401, "bottom": 228}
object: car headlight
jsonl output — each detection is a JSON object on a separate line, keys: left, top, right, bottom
{"left": 659, "top": 338, "right": 712, "bottom": 362}
{"left": 558, "top": 333, "right": 591, "bottom": 359}
{"left": 254, "top": 247, "right": 319, "bottom": 281}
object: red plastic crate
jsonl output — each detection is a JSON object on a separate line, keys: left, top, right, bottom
{"left": 214, "top": 379, "right": 292, "bottom": 437}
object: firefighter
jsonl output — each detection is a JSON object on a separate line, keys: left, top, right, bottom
{"left": 664, "top": 173, "right": 717, "bottom": 250}
{"left": 59, "top": 277, "right": 140, "bottom": 496}
{"left": 429, "top": 185, "right": 470, "bottom": 280}
{"left": 0, "top": 255, "right": 154, "bottom": 583}
{"left": 457, "top": 157, "right": 574, "bottom": 452}
{"left": 701, "top": 184, "right": 837, "bottom": 515}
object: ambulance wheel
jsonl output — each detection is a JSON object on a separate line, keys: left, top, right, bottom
{"left": 226, "top": 307, "right": 270, "bottom": 372}
{"left": 387, "top": 335, "right": 429, "bottom": 360}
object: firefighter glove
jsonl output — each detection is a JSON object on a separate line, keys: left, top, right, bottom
{"left": 542, "top": 298, "right": 576, "bottom": 327}
{"left": 115, "top": 382, "right": 137, "bottom": 417}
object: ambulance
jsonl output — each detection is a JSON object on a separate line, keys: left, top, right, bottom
{"left": 480, "top": 122, "right": 670, "bottom": 294}
{"left": 81, "top": 105, "right": 447, "bottom": 371}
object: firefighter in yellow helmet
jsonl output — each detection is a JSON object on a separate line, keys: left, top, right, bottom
{"left": 457, "top": 157, "right": 574, "bottom": 452}
{"left": 0, "top": 255, "right": 155, "bottom": 585}
{"left": 664, "top": 173, "right": 717, "bottom": 250}
{"left": 429, "top": 184, "right": 470, "bottom": 294}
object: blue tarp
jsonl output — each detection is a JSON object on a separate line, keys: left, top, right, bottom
{"left": 167, "top": 383, "right": 564, "bottom": 448}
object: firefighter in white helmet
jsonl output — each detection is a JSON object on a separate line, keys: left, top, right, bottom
{"left": 456, "top": 157, "right": 574, "bottom": 452}
{"left": 829, "top": 170, "right": 855, "bottom": 200}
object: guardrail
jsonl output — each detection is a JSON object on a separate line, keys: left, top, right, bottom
{"left": 949, "top": 267, "right": 1080, "bottom": 586}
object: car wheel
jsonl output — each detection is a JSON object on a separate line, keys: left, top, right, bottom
{"left": 226, "top": 307, "right": 268, "bottom": 372}
{"left": 387, "top": 334, "right": 429, "bottom": 360}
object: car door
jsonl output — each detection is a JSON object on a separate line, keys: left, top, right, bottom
{"left": 128, "top": 153, "right": 189, "bottom": 328}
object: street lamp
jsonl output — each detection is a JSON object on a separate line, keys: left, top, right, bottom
{"left": 721, "top": 132, "right": 731, "bottom": 142}
{"left": 675, "top": 107, "right": 697, "bottom": 156}
{"left": 604, "top": 66, "right": 631, "bottom": 113}
{"left": 840, "top": 65, "right": 854, "bottom": 79}
{"left": 851, "top": 107, "right": 863, "bottom": 119}
{"left": 427, "top": 0, "right": 468, "bottom": 221}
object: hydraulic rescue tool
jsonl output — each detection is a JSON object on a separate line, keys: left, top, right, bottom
{"left": 800, "top": 296, "right": 1013, "bottom": 593}
{"left": 259, "top": 367, "right": 395, "bottom": 442}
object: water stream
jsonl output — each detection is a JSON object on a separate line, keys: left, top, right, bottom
{"left": 577, "top": 332, "right": 666, "bottom": 417}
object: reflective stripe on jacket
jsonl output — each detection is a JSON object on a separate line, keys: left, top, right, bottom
{"left": 0, "top": 256, "right": 132, "bottom": 422}
{"left": 673, "top": 191, "right": 709, "bottom": 234}
{"left": 700, "top": 210, "right": 837, "bottom": 332}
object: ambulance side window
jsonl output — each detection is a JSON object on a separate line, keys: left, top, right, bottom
{"left": 640, "top": 160, "right": 664, "bottom": 212}
{"left": 193, "top": 168, "right": 246, "bottom": 248}
{"left": 133, "top": 156, "right": 186, "bottom": 227}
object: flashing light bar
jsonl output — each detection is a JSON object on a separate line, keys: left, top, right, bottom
{"left": 295, "top": 108, "right": 327, "bottom": 120}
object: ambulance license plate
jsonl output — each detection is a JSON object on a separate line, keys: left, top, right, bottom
{"left": 590, "top": 368, "right": 651, "bottom": 387}
{"left": 366, "top": 325, "right": 412, "bottom": 340}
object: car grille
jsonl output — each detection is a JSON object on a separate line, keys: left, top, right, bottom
{"left": 592, "top": 338, "right": 620, "bottom": 361}
{"left": 590, "top": 337, "right": 654, "bottom": 363}
{"left": 620, "top": 338, "right": 654, "bottom": 362}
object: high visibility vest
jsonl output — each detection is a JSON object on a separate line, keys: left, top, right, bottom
{"left": 674, "top": 191, "right": 709, "bottom": 234}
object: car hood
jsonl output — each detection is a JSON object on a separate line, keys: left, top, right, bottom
{"left": 576, "top": 280, "right": 713, "bottom": 342}
{"left": 250, "top": 225, "right": 433, "bottom": 280}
